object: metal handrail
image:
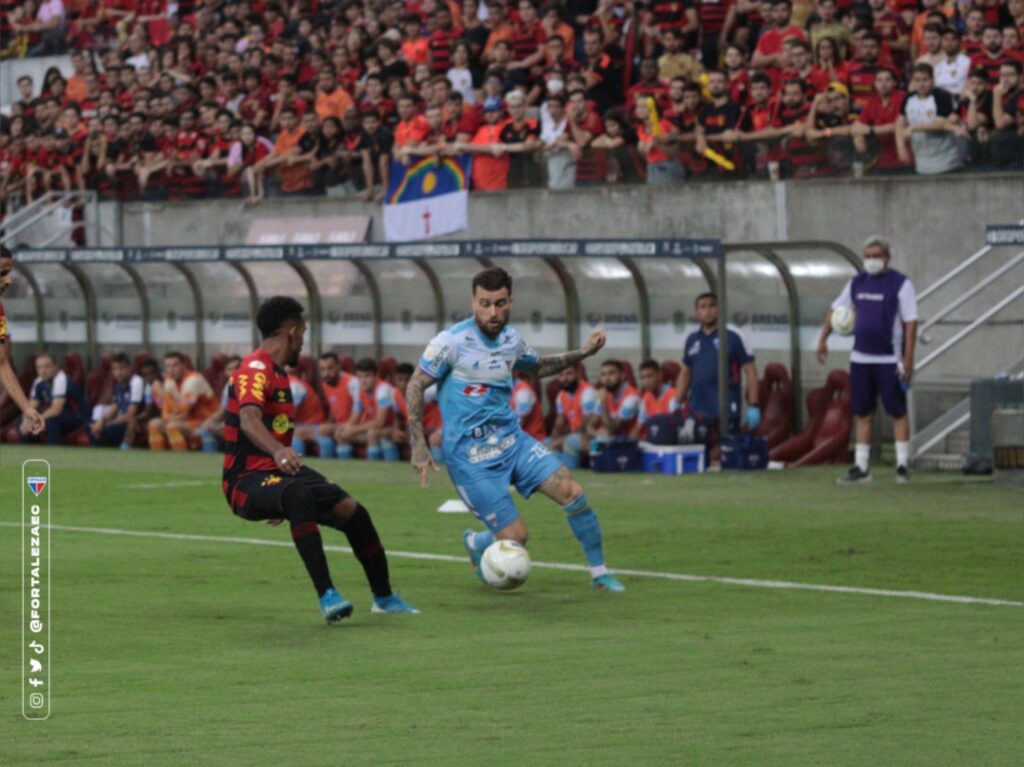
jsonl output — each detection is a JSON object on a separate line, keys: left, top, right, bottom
{"left": 0, "top": 191, "right": 95, "bottom": 247}
{"left": 0, "top": 191, "right": 65, "bottom": 230}
{"left": 917, "top": 218, "right": 1024, "bottom": 301}
{"left": 920, "top": 250, "right": 1024, "bottom": 343}
{"left": 916, "top": 286, "right": 1024, "bottom": 373}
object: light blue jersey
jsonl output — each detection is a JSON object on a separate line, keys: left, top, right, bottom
{"left": 419, "top": 317, "right": 560, "bottom": 531}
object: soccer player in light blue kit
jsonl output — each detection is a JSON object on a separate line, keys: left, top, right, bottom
{"left": 405, "top": 267, "right": 625, "bottom": 591}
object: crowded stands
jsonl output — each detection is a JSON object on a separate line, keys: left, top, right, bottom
{"left": 1, "top": 0, "right": 1021, "bottom": 213}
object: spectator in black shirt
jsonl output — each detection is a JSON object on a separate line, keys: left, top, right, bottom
{"left": 500, "top": 90, "right": 543, "bottom": 187}
{"left": 360, "top": 109, "right": 394, "bottom": 202}
{"left": 695, "top": 70, "right": 742, "bottom": 175}
{"left": 582, "top": 26, "right": 622, "bottom": 113}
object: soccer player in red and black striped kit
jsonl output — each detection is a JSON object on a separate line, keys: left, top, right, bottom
{"left": 223, "top": 296, "right": 418, "bottom": 623}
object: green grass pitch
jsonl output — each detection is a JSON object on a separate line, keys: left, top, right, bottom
{"left": 2, "top": 444, "right": 1022, "bottom": 766}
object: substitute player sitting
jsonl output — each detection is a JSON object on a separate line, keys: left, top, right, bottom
{"left": 406, "top": 267, "right": 625, "bottom": 592}
{"left": 548, "top": 364, "right": 599, "bottom": 468}
{"left": 297, "top": 352, "right": 359, "bottom": 458}
{"left": 818, "top": 235, "right": 918, "bottom": 484}
{"left": 89, "top": 352, "right": 144, "bottom": 448}
{"left": 511, "top": 371, "right": 547, "bottom": 441}
{"left": 631, "top": 358, "right": 678, "bottom": 439}
{"left": 287, "top": 366, "right": 327, "bottom": 456}
{"left": 222, "top": 296, "right": 417, "bottom": 622}
{"left": 148, "top": 351, "right": 219, "bottom": 451}
{"left": 593, "top": 359, "right": 641, "bottom": 444}
{"left": 336, "top": 357, "right": 401, "bottom": 461}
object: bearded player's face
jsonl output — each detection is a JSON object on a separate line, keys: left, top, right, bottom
{"left": 472, "top": 286, "right": 512, "bottom": 338}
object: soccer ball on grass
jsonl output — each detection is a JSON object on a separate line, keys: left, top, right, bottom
{"left": 480, "top": 540, "right": 532, "bottom": 590}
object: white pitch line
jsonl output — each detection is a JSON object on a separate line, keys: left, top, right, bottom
{"left": 0, "top": 521, "right": 1020, "bottom": 608}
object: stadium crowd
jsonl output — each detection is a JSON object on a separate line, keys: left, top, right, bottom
{"left": 1, "top": 0, "right": 1021, "bottom": 213}
{"left": 3, "top": 346, "right": 719, "bottom": 467}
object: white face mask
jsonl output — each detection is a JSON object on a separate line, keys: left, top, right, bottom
{"left": 863, "top": 257, "right": 886, "bottom": 275}
{"left": 547, "top": 78, "right": 564, "bottom": 94}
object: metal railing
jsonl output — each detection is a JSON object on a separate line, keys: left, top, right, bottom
{"left": 0, "top": 190, "right": 97, "bottom": 248}
{"left": 909, "top": 224, "right": 1024, "bottom": 462}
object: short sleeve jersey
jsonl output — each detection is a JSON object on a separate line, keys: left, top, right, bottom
{"left": 113, "top": 374, "right": 145, "bottom": 414}
{"left": 222, "top": 349, "right": 294, "bottom": 492}
{"left": 419, "top": 317, "right": 540, "bottom": 462}
{"left": 682, "top": 325, "right": 755, "bottom": 419}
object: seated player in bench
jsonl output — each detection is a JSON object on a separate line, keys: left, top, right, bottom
{"left": 548, "top": 364, "right": 599, "bottom": 468}
{"left": 336, "top": 357, "right": 401, "bottom": 461}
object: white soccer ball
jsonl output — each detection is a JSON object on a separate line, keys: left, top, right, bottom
{"left": 831, "top": 306, "right": 856, "bottom": 336}
{"left": 480, "top": 540, "right": 532, "bottom": 590}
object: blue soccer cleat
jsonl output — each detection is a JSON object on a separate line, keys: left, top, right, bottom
{"left": 462, "top": 529, "right": 486, "bottom": 583}
{"left": 371, "top": 593, "right": 421, "bottom": 614}
{"left": 319, "top": 588, "right": 354, "bottom": 624}
{"left": 592, "top": 574, "right": 626, "bottom": 592}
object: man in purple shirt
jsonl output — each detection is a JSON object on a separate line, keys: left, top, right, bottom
{"left": 817, "top": 236, "right": 919, "bottom": 484}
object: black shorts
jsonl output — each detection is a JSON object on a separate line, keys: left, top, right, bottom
{"left": 226, "top": 466, "right": 349, "bottom": 522}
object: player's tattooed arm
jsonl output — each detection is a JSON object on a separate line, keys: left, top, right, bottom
{"left": 406, "top": 369, "right": 439, "bottom": 486}
{"left": 526, "top": 330, "right": 607, "bottom": 378}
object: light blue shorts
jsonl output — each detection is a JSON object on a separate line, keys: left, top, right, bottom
{"left": 446, "top": 432, "right": 563, "bottom": 532}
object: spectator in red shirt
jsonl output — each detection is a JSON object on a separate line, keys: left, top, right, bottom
{"left": 393, "top": 93, "right": 431, "bottom": 163}
{"left": 845, "top": 31, "right": 890, "bottom": 115}
{"left": 462, "top": 95, "right": 511, "bottom": 191}
{"left": 635, "top": 97, "right": 684, "bottom": 185}
{"left": 961, "top": 7, "right": 986, "bottom": 57}
{"left": 853, "top": 67, "right": 910, "bottom": 173}
{"left": 867, "top": 0, "right": 910, "bottom": 70}
{"left": 429, "top": 6, "right": 464, "bottom": 75}
{"left": 752, "top": 0, "right": 807, "bottom": 86}
{"left": 971, "top": 25, "right": 1017, "bottom": 84}
{"left": 781, "top": 39, "right": 831, "bottom": 96}
{"left": 723, "top": 44, "right": 751, "bottom": 105}
{"left": 626, "top": 57, "right": 671, "bottom": 114}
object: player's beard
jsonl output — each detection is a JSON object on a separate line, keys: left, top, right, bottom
{"left": 476, "top": 314, "right": 507, "bottom": 338}
{"left": 287, "top": 345, "right": 301, "bottom": 367}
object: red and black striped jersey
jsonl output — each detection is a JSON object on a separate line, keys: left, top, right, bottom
{"left": 511, "top": 20, "right": 545, "bottom": 60}
{"left": 429, "top": 27, "right": 463, "bottom": 73}
{"left": 222, "top": 349, "right": 294, "bottom": 494}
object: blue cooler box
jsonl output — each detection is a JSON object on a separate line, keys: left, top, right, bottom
{"left": 640, "top": 443, "right": 706, "bottom": 475}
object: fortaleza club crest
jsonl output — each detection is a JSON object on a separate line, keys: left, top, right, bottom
{"left": 27, "top": 477, "right": 47, "bottom": 496}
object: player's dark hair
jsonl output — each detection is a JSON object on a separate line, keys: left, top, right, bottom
{"left": 164, "top": 350, "right": 185, "bottom": 362}
{"left": 397, "top": 362, "right": 415, "bottom": 376}
{"left": 355, "top": 357, "right": 378, "bottom": 374}
{"left": 472, "top": 267, "right": 513, "bottom": 295}
{"left": 319, "top": 351, "right": 339, "bottom": 362}
{"left": 601, "top": 359, "right": 623, "bottom": 372}
{"left": 639, "top": 358, "right": 660, "bottom": 373}
{"left": 110, "top": 352, "right": 130, "bottom": 366}
{"left": 0, "top": 245, "right": 12, "bottom": 260}
{"left": 695, "top": 292, "right": 717, "bottom": 307}
{"left": 256, "top": 296, "right": 305, "bottom": 338}
{"left": 226, "top": 355, "right": 242, "bottom": 366}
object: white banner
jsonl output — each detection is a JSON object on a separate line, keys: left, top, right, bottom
{"left": 383, "top": 190, "right": 468, "bottom": 243}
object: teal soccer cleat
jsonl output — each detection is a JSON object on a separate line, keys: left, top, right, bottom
{"left": 371, "top": 594, "right": 421, "bottom": 614}
{"left": 592, "top": 574, "right": 626, "bottom": 592}
{"left": 462, "top": 529, "right": 486, "bottom": 582}
{"left": 319, "top": 588, "right": 354, "bottom": 624}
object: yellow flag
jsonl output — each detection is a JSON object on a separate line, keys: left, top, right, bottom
{"left": 703, "top": 147, "right": 736, "bottom": 171}
{"left": 646, "top": 97, "right": 662, "bottom": 137}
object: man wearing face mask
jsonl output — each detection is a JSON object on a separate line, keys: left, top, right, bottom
{"left": 817, "top": 236, "right": 919, "bottom": 484}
